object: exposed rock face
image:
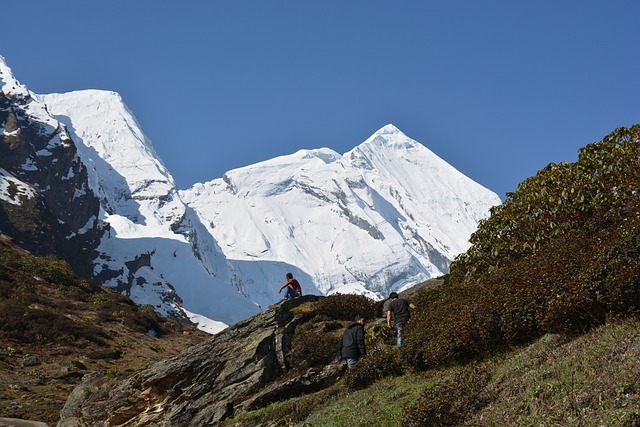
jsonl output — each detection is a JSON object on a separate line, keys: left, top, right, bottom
{"left": 0, "top": 83, "right": 104, "bottom": 278}
{"left": 57, "top": 295, "right": 344, "bottom": 426}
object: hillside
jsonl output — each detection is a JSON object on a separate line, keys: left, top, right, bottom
{"left": 225, "top": 318, "right": 640, "bottom": 426}
{"left": 0, "top": 235, "right": 208, "bottom": 425}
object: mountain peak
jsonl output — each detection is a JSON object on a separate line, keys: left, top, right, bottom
{"left": 358, "top": 123, "right": 418, "bottom": 152}
{"left": 375, "top": 123, "right": 402, "bottom": 136}
{"left": 0, "top": 55, "right": 29, "bottom": 98}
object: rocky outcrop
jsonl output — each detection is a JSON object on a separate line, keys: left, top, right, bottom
{"left": 57, "top": 295, "right": 345, "bottom": 426}
{"left": 0, "top": 87, "right": 104, "bottom": 278}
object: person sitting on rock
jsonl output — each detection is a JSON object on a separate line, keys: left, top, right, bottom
{"left": 278, "top": 272, "right": 302, "bottom": 301}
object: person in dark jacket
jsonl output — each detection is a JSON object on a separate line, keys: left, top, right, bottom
{"left": 339, "top": 314, "right": 367, "bottom": 368}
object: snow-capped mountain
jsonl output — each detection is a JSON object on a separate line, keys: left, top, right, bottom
{"left": 0, "top": 55, "right": 501, "bottom": 332}
{"left": 180, "top": 125, "right": 500, "bottom": 301}
{"left": 37, "top": 89, "right": 260, "bottom": 331}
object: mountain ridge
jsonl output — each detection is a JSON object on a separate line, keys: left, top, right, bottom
{"left": 1, "top": 55, "right": 501, "bottom": 331}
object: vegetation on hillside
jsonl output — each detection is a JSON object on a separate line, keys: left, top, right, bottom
{"left": 0, "top": 235, "right": 208, "bottom": 423}
{"left": 228, "top": 318, "right": 640, "bottom": 427}
{"left": 402, "top": 125, "right": 640, "bottom": 372}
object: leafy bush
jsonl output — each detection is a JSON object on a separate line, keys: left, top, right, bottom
{"left": 122, "top": 306, "right": 166, "bottom": 335}
{"left": 0, "top": 300, "right": 105, "bottom": 345}
{"left": 402, "top": 125, "right": 640, "bottom": 371}
{"left": 403, "top": 361, "right": 495, "bottom": 427}
{"left": 18, "top": 255, "right": 77, "bottom": 287}
{"left": 89, "top": 289, "right": 132, "bottom": 308}
{"left": 314, "top": 294, "right": 376, "bottom": 322}
{"left": 344, "top": 346, "right": 404, "bottom": 390}
{"left": 288, "top": 321, "right": 342, "bottom": 369}
{"left": 452, "top": 125, "right": 640, "bottom": 281}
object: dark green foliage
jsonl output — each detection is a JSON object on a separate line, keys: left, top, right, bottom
{"left": 18, "top": 255, "right": 77, "bottom": 287}
{"left": 452, "top": 125, "right": 640, "bottom": 281}
{"left": 342, "top": 320, "right": 408, "bottom": 389}
{"left": 119, "top": 306, "right": 165, "bottom": 335}
{"left": 0, "top": 242, "right": 167, "bottom": 343}
{"left": 288, "top": 321, "right": 342, "bottom": 369}
{"left": 344, "top": 346, "right": 404, "bottom": 390}
{"left": 403, "top": 125, "right": 640, "bottom": 371}
{"left": 286, "top": 293, "right": 388, "bottom": 375}
{"left": 372, "top": 298, "right": 388, "bottom": 318}
{"left": 0, "top": 300, "right": 105, "bottom": 345}
{"left": 315, "top": 293, "right": 376, "bottom": 322}
{"left": 368, "top": 323, "right": 396, "bottom": 349}
{"left": 403, "top": 361, "right": 495, "bottom": 427}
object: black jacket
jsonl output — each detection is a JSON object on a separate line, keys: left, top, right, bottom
{"left": 339, "top": 321, "right": 366, "bottom": 359}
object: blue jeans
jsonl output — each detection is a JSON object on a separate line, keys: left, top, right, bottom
{"left": 345, "top": 357, "right": 359, "bottom": 369}
{"left": 395, "top": 322, "right": 404, "bottom": 348}
{"left": 284, "top": 286, "right": 300, "bottom": 300}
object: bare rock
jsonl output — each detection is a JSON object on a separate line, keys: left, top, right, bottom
{"left": 57, "top": 295, "right": 327, "bottom": 426}
{"left": 0, "top": 418, "right": 50, "bottom": 427}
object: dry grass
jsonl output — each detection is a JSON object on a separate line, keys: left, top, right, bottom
{"left": 0, "top": 237, "right": 208, "bottom": 424}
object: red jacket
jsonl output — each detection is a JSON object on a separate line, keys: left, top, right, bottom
{"left": 289, "top": 278, "right": 302, "bottom": 294}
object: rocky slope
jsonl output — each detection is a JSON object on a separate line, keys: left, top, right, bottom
{"left": 0, "top": 235, "right": 208, "bottom": 425}
{"left": 56, "top": 295, "right": 348, "bottom": 426}
{"left": 0, "top": 60, "right": 104, "bottom": 278}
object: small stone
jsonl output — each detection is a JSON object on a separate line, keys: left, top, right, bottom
{"left": 22, "top": 356, "right": 39, "bottom": 367}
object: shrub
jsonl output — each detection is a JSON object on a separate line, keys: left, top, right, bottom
{"left": 90, "top": 292, "right": 120, "bottom": 308}
{"left": 315, "top": 294, "right": 376, "bottom": 322}
{"left": 451, "top": 125, "right": 640, "bottom": 282}
{"left": 540, "top": 212, "right": 640, "bottom": 334}
{"left": 288, "top": 322, "right": 342, "bottom": 369}
{"left": 0, "top": 300, "right": 104, "bottom": 345}
{"left": 403, "top": 361, "right": 495, "bottom": 427}
{"left": 122, "top": 308, "right": 165, "bottom": 335}
{"left": 344, "top": 346, "right": 404, "bottom": 390}
{"left": 401, "top": 125, "right": 640, "bottom": 372}
{"left": 18, "top": 255, "right": 77, "bottom": 286}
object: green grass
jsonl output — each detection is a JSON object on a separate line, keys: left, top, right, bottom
{"left": 301, "top": 375, "right": 427, "bottom": 427}
{"left": 475, "top": 319, "right": 640, "bottom": 427}
{"left": 222, "top": 374, "right": 428, "bottom": 427}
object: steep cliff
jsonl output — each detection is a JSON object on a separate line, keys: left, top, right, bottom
{"left": 0, "top": 59, "right": 104, "bottom": 277}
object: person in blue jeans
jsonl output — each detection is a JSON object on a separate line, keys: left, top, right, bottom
{"left": 339, "top": 314, "right": 367, "bottom": 368}
{"left": 278, "top": 273, "right": 302, "bottom": 301}
{"left": 386, "top": 292, "right": 416, "bottom": 348}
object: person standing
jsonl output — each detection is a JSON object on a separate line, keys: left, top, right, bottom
{"left": 339, "top": 314, "right": 367, "bottom": 368}
{"left": 386, "top": 292, "right": 416, "bottom": 348}
{"left": 278, "top": 272, "right": 302, "bottom": 301}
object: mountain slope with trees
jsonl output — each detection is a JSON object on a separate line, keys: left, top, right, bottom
{"left": 0, "top": 235, "right": 208, "bottom": 425}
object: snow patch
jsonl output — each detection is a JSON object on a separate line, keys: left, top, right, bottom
{"left": 0, "top": 169, "right": 37, "bottom": 205}
{"left": 183, "top": 307, "right": 228, "bottom": 335}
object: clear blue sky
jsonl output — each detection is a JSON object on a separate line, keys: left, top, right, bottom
{"left": 2, "top": 1, "right": 638, "bottom": 199}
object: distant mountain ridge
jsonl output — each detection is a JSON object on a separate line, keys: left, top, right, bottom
{"left": 0, "top": 55, "right": 501, "bottom": 331}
